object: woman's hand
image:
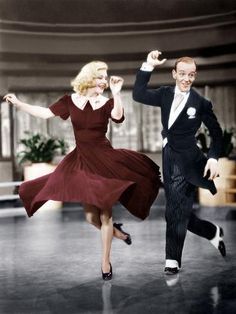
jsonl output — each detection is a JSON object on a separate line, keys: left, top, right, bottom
{"left": 3, "top": 93, "right": 20, "bottom": 107}
{"left": 3, "top": 93, "right": 55, "bottom": 119}
{"left": 109, "top": 76, "right": 124, "bottom": 120}
{"left": 146, "top": 50, "right": 167, "bottom": 67}
{"left": 109, "top": 76, "right": 124, "bottom": 95}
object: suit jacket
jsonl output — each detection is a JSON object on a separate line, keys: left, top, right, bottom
{"left": 133, "top": 70, "right": 223, "bottom": 194}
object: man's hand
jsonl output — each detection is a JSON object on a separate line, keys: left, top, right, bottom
{"left": 203, "top": 159, "right": 219, "bottom": 180}
{"left": 147, "top": 50, "right": 167, "bottom": 68}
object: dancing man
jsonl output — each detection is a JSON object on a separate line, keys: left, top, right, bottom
{"left": 133, "top": 50, "right": 226, "bottom": 275}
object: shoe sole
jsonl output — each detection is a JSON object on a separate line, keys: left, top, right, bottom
{"left": 165, "top": 271, "right": 179, "bottom": 275}
{"left": 220, "top": 227, "right": 224, "bottom": 237}
{"left": 164, "top": 267, "right": 179, "bottom": 275}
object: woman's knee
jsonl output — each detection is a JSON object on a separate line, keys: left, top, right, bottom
{"left": 85, "top": 212, "right": 96, "bottom": 225}
{"left": 83, "top": 204, "right": 100, "bottom": 227}
{"left": 100, "top": 209, "right": 112, "bottom": 225}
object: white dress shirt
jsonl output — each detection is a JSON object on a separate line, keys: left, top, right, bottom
{"left": 168, "top": 87, "right": 190, "bottom": 128}
{"left": 161, "top": 87, "right": 189, "bottom": 147}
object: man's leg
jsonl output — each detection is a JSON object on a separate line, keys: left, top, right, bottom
{"left": 188, "top": 213, "right": 216, "bottom": 239}
{"left": 188, "top": 211, "right": 226, "bottom": 257}
{"left": 165, "top": 163, "right": 195, "bottom": 269}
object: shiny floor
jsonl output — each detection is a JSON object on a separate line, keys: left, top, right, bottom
{"left": 0, "top": 202, "right": 235, "bottom": 314}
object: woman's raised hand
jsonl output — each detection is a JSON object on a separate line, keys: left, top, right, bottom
{"left": 146, "top": 50, "right": 167, "bottom": 67}
{"left": 3, "top": 93, "right": 55, "bottom": 119}
{"left": 109, "top": 76, "right": 124, "bottom": 95}
{"left": 3, "top": 93, "right": 20, "bottom": 107}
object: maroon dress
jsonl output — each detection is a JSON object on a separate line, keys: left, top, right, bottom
{"left": 19, "top": 95, "right": 161, "bottom": 220}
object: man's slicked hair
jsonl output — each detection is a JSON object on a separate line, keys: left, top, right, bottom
{"left": 174, "top": 57, "right": 197, "bottom": 71}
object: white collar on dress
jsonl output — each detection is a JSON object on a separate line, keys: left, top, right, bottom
{"left": 71, "top": 93, "right": 109, "bottom": 110}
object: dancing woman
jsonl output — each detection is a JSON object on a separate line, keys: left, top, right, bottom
{"left": 4, "top": 61, "right": 161, "bottom": 280}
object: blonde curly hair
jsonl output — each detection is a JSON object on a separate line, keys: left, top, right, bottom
{"left": 71, "top": 61, "right": 108, "bottom": 95}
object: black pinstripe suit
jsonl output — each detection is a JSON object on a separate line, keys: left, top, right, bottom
{"left": 133, "top": 70, "right": 223, "bottom": 267}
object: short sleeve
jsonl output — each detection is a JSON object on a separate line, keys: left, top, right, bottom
{"left": 49, "top": 95, "right": 70, "bottom": 120}
{"left": 106, "top": 98, "right": 125, "bottom": 123}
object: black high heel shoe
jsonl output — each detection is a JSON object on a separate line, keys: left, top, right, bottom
{"left": 113, "top": 222, "right": 132, "bottom": 245}
{"left": 102, "top": 263, "right": 112, "bottom": 281}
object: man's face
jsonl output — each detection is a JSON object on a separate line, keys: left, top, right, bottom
{"left": 172, "top": 61, "right": 196, "bottom": 92}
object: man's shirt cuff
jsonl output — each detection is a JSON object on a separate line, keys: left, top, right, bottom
{"left": 140, "top": 62, "right": 154, "bottom": 72}
{"left": 208, "top": 158, "right": 218, "bottom": 163}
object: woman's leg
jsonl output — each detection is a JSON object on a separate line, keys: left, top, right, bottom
{"left": 84, "top": 203, "right": 101, "bottom": 229}
{"left": 100, "top": 208, "right": 113, "bottom": 273}
{"left": 83, "top": 203, "right": 128, "bottom": 241}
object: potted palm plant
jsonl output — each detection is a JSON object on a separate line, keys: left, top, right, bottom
{"left": 18, "top": 131, "right": 68, "bottom": 180}
{"left": 18, "top": 132, "right": 68, "bottom": 210}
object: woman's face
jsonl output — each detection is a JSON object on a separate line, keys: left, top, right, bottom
{"left": 92, "top": 69, "right": 108, "bottom": 95}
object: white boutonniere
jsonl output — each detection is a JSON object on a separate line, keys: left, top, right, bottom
{"left": 187, "top": 107, "right": 196, "bottom": 119}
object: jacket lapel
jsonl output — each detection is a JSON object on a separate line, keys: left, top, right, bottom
{"left": 168, "top": 89, "right": 194, "bottom": 130}
{"left": 163, "top": 87, "right": 175, "bottom": 129}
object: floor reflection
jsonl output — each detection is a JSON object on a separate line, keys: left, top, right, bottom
{"left": 102, "top": 282, "right": 113, "bottom": 314}
{"left": 0, "top": 206, "right": 235, "bottom": 313}
{"left": 6, "top": 267, "right": 232, "bottom": 314}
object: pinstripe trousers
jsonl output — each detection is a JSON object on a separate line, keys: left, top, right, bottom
{"left": 163, "top": 145, "right": 216, "bottom": 268}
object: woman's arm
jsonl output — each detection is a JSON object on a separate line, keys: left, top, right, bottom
{"left": 3, "top": 93, "right": 55, "bottom": 119}
{"left": 109, "top": 76, "right": 124, "bottom": 120}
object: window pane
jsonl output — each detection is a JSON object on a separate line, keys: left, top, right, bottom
{"left": 110, "top": 91, "right": 140, "bottom": 150}
{"left": 1, "top": 101, "right": 11, "bottom": 158}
